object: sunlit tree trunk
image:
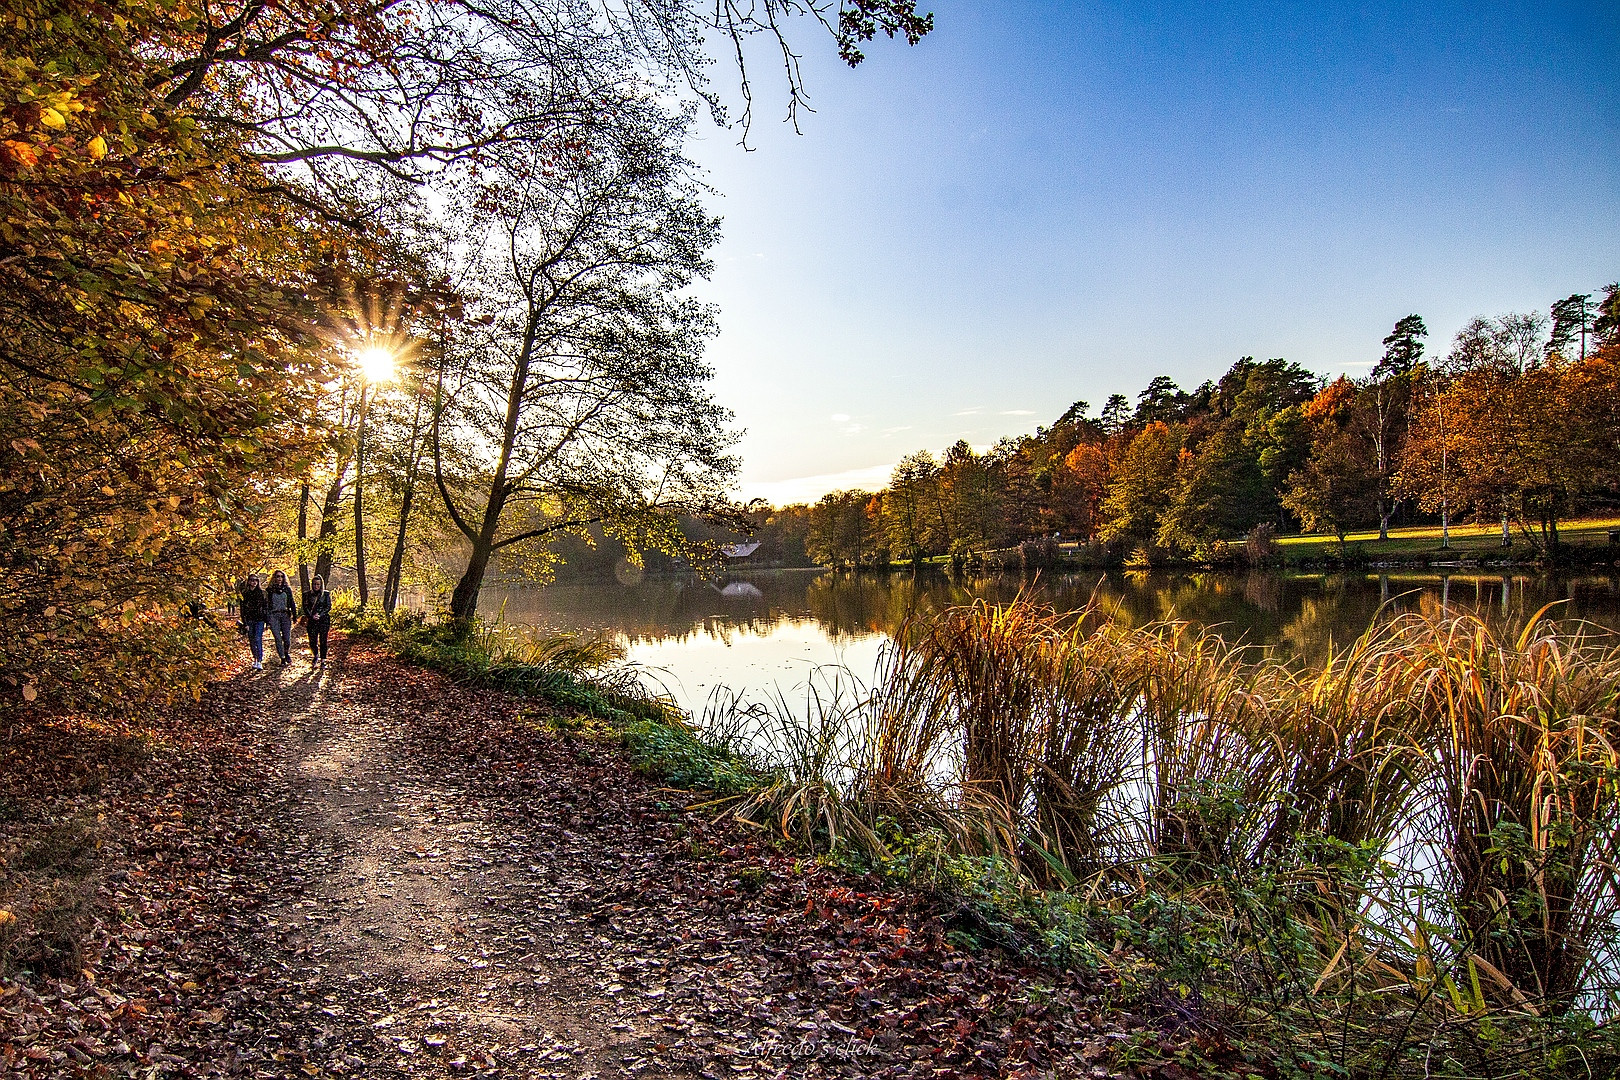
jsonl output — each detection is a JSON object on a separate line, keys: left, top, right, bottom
{"left": 382, "top": 391, "right": 426, "bottom": 614}
{"left": 353, "top": 383, "right": 370, "bottom": 607}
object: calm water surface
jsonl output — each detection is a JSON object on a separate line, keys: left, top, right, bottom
{"left": 483, "top": 569, "right": 1620, "bottom": 714}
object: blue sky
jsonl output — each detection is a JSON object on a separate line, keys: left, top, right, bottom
{"left": 685, "top": 1, "right": 1620, "bottom": 506}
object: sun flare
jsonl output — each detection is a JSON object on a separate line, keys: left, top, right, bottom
{"left": 354, "top": 344, "right": 397, "bottom": 383}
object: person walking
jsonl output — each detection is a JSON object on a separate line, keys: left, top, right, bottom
{"left": 238, "top": 574, "right": 269, "bottom": 671}
{"left": 265, "top": 570, "right": 298, "bottom": 665}
{"left": 303, "top": 574, "right": 333, "bottom": 667}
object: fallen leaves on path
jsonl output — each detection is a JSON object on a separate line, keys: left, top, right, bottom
{"left": 1, "top": 635, "right": 1200, "bottom": 1079}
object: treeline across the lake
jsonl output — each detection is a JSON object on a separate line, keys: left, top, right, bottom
{"left": 772, "top": 297, "right": 1620, "bottom": 570}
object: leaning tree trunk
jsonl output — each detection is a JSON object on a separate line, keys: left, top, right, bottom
{"left": 448, "top": 539, "right": 494, "bottom": 621}
{"left": 381, "top": 479, "right": 417, "bottom": 614}
{"left": 447, "top": 478, "right": 510, "bottom": 621}
{"left": 382, "top": 391, "right": 426, "bottom": 614}
{"left": 297, "top": 482, "right": 311, "bottom": 595}
{"left": 312, "top": 466, "right": 347, "bottom": 585}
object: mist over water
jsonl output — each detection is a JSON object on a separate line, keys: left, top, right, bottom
{"left": 480, "top": 569, "right": 1620, "bottom": 714}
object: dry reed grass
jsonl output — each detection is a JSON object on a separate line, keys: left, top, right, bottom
{"left": 697, "top": 594, "right": 1620, "bottom": 1024}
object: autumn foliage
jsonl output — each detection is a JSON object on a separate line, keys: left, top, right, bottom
{"left": 0, "top": 0, "right": 339, "bottom": 710}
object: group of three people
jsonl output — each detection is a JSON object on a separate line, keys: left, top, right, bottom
{"left": 238, "top": 571, "right": 334, "bottom": 671}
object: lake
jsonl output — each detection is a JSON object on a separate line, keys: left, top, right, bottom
{"left": 480, "top": 569, "right": 1620, "bottom": 715}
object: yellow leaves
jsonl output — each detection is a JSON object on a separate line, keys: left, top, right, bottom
{"left": 38, "top": 105, "right": 65, "bottom": 129}
{"left": 0, "top": 910, "right": 14, "bottom": 927}
{"left": 87, "top": 134, "right": 107, "bottom": 159}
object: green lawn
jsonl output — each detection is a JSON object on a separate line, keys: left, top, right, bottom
{"left": 1275, "top": 515, "right": 1620, "bottom": 560}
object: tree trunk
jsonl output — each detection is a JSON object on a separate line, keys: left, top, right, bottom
{"left": 312, "top": 467, "right": 347, "bottom": 584}
{"left": 353, "top": 387, "right": 370, "bottom": 607}
{"left": 297, "top": 482, "right": 311, "bottom": 595}
{"left": 382, "top": 482, "right": 416, "bottom": 615}
{"left": 1374, "top": 383, "right": 1390, "bottom": 541}
{"left": 382, "top": 391, "right": 426, "bottom": 614}
{"left": 449, "top": 536, "right": 495, "bottom": 620}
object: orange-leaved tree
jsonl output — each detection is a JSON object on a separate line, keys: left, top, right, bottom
{"left": 0, "top": 0, "right": 341, "bottom": 713}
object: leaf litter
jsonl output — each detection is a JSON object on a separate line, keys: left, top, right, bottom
{"left": 1, "top": 634, "right": 1173, "bottom": 1078}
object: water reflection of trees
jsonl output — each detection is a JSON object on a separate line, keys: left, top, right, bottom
{"left": 484, "top": 569, "right": 1620, "bottom": 656}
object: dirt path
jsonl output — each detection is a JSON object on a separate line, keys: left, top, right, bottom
{"left": 4, "top": 635, "right": 1101, "bottom": 1079}
{"left": 244, "top": 638, "right": 668, "bottom": 1078}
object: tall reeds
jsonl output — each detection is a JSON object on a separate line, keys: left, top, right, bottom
{"left": 696, "top": 595, "right": 1620, "bottom": 1025}
{"left": 1396, "top": 609, "right": 1620, "bottom": 1010}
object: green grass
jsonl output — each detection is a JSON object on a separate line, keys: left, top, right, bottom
{"left": 1276, "top": 514, "right": 1620, "bottom": 559}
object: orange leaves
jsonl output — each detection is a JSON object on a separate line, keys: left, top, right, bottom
{"left": 2, "top": 137, "right": 38, "bottom": 168}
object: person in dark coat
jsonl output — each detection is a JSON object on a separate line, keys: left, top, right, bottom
{"left": 264, "top": 570, "right": 298, "bottom": 665}
{"left": 303, "top": 574, "right": 333, "bottom": 667}
{"left": 238, "top": 574, "right": 269, "bottom": 671}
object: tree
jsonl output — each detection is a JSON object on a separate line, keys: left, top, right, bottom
{"left": 433, "top": 105, "right": 735, "bottom": 620}
{"left": 1051, "top": 443, "right": 1110, "bottom": 540}
{"left": 1099, "top": 393, "right": 1131, "bottom": 434}
{"left": 139, "top": 0, "right": 933, "bottom": 210}
{"left": 807, "top": 491, "right": 882, "bottom": 569}
{"left": 882, "top": 452, "right": 940, "bottom": 568}
{"left": 1378, "top": 314, "right": 1428, "bottom": 377}
{"left": 1447, "top": 312, "right": 1547, "bottom": 374}
{"left": 1054, "top": 400, "right": 1091, "bottom": 427}
{"left": 1592, "top": 284, "right": 1620, "bottom": 352}
{"left": 1364, "top": 315, "right": 1426, "bottom": 538}
{"left": 936, "top": 440, "right": 1002, "bottom": 557}
{"left": 1098, "top": 423, "right": 1183, "bottom": 549}
{"left": 0, "top": 0, "right": 337, "bottom": 709}
{"left": 1547, "top": 294, "right": 1593, "bottom": 363}
{"left": 1134, "top": 376, "right": 1186, "bottom": 424}
{"left": 1398, "top": 354, "right": 1615, "bottom": 550}
{"left": 1282, "top": 379, "right": 1378, "bottom": 556}
{"left": 1155, "top": 357, "right": 1316, "bottom": 552}
{"left": 1157, "top": 427, "right": 1266, "bottom": 553}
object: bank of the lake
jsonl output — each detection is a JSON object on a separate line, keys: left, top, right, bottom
{"left": 479, "top": 566, "right": 1620, "bottom": 714}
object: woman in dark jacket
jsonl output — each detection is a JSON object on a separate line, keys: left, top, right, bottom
{"left": 303, "top": 575, "right": 333, "bottom": 667}
{"left": 264, "top": 570, "right": 298, "bottom": 665}
{"left": 239, "top": 574, "right": 269, "bottom": 671}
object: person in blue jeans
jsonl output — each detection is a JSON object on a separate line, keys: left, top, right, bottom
{"left": 238, "top": 574, "right": 269, "bottom": 671}
{"left": 265, "top": 569, "right": 298, "bottom": 665}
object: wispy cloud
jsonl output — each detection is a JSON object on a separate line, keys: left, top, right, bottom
{"left": 999, "top": 409, "right": 1036, "bottom": 416}
{"left": 952, "top": 407, "right": 984, "bottom": 417}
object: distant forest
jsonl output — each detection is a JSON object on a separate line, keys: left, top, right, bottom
{"left": 551, "top": 287, "right": 1620, "bottom": 576}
